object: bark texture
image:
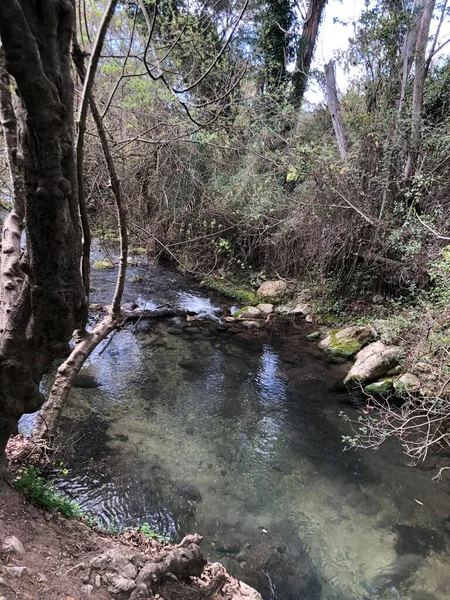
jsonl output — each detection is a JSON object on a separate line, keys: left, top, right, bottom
{"left": 403, "top": 0, "right": 436, "bottom": 181}
{"left": 0, "top": 0, "right": 86, "bottom": 463}
{"left": 324, "top": 62, "right": 348, "bottom": 160}
{"left": 290, "top": 0, "right": 327, "bottom": 109}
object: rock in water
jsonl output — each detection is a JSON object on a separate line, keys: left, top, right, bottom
{"left": 257, "top": 280, "right": 287, "bottom": 298}
{"left": 319, "top": 326, "right": 372, "bottom": 359}
{"left": 235, "top": 306, "right": 262, "bottom": 319}
{"left": 256, "top": 303, "right": 273, "bottom": 314}
{"left": 74, "top": 372, "right": 101, "bottom": 389}
{"left": 364, "top": 378, "right": 394, "bottom": 394}
{"left": 344, "top": 341, "right": 402, "bottom": 386}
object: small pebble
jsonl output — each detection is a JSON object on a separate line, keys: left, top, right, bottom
{"left": 95, "top": 575, "right": 101, "bottom": 588}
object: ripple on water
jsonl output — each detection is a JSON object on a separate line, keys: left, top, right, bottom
{"left": 48, "top": 319, "right": 450, "bottom": 600}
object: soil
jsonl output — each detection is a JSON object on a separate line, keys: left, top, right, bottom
{"left": 0, "top": 479, "right": 260, "bottom": 600}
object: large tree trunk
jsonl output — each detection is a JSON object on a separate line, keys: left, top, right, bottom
{"left": 0, "top": 0, "right": 86, "bottom": 464}
{"left": 290, "top": 0, "right": 327, "bottom": 109}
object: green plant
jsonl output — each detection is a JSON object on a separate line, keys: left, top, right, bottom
{"left": 139, "top": 522, "right": 170, "bottom": 542}
{"left": 13, "top": 466, "right": 83, "bottom": 519}
{"left": 429, "top": 244, "right": 450, "bottom": 307}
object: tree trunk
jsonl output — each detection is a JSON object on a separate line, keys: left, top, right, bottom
{"left": 0, "top": 0, "right": 86, "bottom": 463}
{"left": 290, "top": 0, "right": 327, "bottom": 109}
{"left": 403, "top": 0, "right": 436, "bottom": 181}
{"left": 398, "top": 0, "right": 426, "bottom": 113}
{"left": 324, "top": 62, "right": 348, "bottom": 160}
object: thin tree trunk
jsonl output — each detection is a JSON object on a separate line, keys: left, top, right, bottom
{"left": 403, "top": 0, "right": 436, "bottom": 181}
{"left": 76, "top": 0, "right": 120, "bottom": 306}
{"left": 290, "top": 0, "right": 327, "bottom": 109}
{"left": 398, "top": 0, "right": 426, "bottom": 113}
{"left": 324, "top": 62, "right": 348, "bottom": 160}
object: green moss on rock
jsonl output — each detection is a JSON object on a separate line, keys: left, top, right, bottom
{"left": 328, "top": 330, "right": 362, "bottom": 357}
{"left": 203, "top": 277, "right": 259, "bottom": 305}
{"left": 93, "top": 260, "right": 114, "bottom": 270}
{"left": 364, "top": 378, "right": 393, "bottom": 394}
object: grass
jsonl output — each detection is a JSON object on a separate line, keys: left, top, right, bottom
{"left": 203, "top": 276, "right": 259, "bottom": 305}
{"left": 12, "top": 466, "right": 83, "bottom": 519}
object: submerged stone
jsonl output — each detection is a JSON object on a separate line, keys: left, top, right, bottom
{"left": 75, "top": 373, "right": 101, "bottom": 389}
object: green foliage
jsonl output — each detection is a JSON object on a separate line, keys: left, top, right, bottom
{"left": 13, "top": 466, "right": 83, "bottom": 519}
{"left": 429, "top": 244, "right": 450, "bottom": 307}
{"left": 139, "top": 522, "right": 170, "bottom": 542}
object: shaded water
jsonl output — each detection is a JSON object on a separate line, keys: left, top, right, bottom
{"left": 24, "top": 251, "right": 450, "bottom": 600}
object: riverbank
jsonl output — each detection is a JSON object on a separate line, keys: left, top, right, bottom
{"left": 0, "top": 477, "right": 261, "bottom": 600}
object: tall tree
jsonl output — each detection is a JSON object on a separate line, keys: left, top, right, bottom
{"left": 256, "top": 0, "right": 296, "bottom": 92}
{"left": 0, "top": 0, "right": 86, "bottom": 468}
{"left": 290, "top": 0, "right": 327, "bottom": 108}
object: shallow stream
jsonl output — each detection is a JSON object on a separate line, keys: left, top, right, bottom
{"left": 22, "top": 248, "right": 450, "bottom": 600}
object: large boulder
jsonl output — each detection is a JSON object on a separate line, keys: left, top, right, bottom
{"left": 257, "top": 280, "right": 287, "bottom": 298}
{"left": 319, "top": 326, "right": 373, "bottom": 359}
{"left": 344, "top": 341, "right": 402, "bottom": 386}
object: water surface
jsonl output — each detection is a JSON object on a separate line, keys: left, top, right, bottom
{"left": 32, "top": 249, "right": 450, "bottom": 599}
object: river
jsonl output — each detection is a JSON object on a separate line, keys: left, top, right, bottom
{"left": 21, "top": 244, "right": 450, "bottom": 600}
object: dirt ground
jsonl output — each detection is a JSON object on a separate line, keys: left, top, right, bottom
{"left": 0, "top": 480, "right": 261, "bottom": 600}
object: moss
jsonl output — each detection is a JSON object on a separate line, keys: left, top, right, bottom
{"left": 93, "top": 260, "right": 114, "bottom": 270}
{"left": 130, "top": 247, "right": 147, "bottom": 255}
{"left": 327, "top": 330, "right": 362, "bottom": 358}
{"left": 364, "top": 378, "right": 393, "bottom": 394}
{"left": 203, "top": 277, "right": 259, "bottom": 305}
{"left": 131, "top": 274, "right": 142, "bottom": 283}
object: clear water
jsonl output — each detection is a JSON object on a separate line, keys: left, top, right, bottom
{"left": 45, "top": 316, "right": 450, "bottom": 600}
{"left": 22, "top": 247, "right": 450, "bottom": 600}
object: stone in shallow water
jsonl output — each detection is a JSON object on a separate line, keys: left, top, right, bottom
{"left": 393, "top": 524, "right": 446, "bottom": 556}
{"left": 75, "top": 372, "right": 101, "bottom": 389}
{"left": 174, "top": 482, "right": 202, "bottom": 503}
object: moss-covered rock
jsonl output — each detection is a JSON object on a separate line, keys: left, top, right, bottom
{"left": 319, "top": 326, "right": 373, "bottom": 359}
{"left": 233, "top": 306, "right": 262, "bottom": 319}
{"left": 364, "top": 378, "right": 393, "bottom": 394}
{"left": 93, "top": 260, "right": 114, "bottom": 270}
{"left": 393, "top": 373, "right": 421, "bottom": 393}
{"left": 344, "top": 341, "right": 402, "bottom": 386}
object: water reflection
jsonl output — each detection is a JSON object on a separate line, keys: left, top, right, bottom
{"left": 49, "top": 319, "right": 450, "bottom": 600}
